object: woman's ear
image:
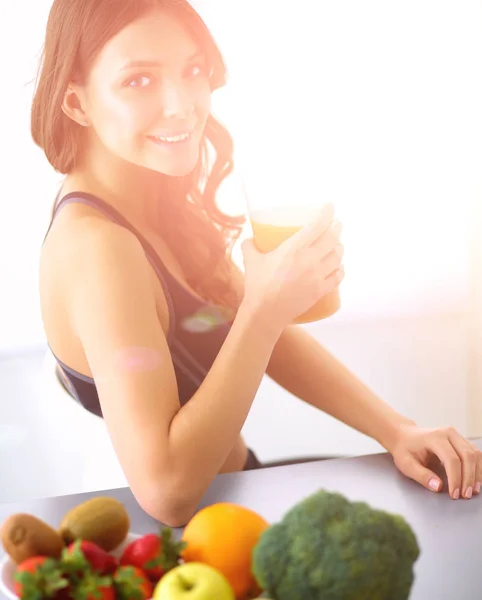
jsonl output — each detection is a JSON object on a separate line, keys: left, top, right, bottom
{"left": 61, "top": 83, "right": 90, "bottom": 127}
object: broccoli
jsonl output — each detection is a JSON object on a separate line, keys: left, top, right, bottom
{"left": 251, "top": 489, "right": 420, "bottom": 600}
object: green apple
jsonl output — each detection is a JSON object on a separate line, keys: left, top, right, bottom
{"left": 153, "top": 562, "right": 235, "bottom": 600}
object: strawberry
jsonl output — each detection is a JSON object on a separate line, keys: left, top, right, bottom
{"left": 14, "top": 556, "right": 69, "bottom": 600}
{"left": 61, "top": 540, "right": 118, "bottom": 576}
{"left": 119, "top": 527, "right": 186, "bottom": 581}
{"left": 69, "top": 571, "right": 115, "bottom": 600}
{"left": 113, "top": 565, "right": 153, "bottom": 600}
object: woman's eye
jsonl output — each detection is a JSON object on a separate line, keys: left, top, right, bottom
{"left": 185, "top": 64, "right": 206, "bottom": 79}
{"left": 125, "top": 75, "right": 152, "bottom": 89}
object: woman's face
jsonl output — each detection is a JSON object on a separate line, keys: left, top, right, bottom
{"left": 78, "top": 9, "right": 212, "bottom": 177}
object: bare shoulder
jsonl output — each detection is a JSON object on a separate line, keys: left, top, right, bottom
{"left": 39, "top": 204, "right": 159, "bottom": 372}
{"left": 40, "top": 205, "right": 150, "bottom": 316}
{"left": 41, "top": 203, "right": 140, "bottom": 269}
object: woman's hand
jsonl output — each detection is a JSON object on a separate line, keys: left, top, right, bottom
{"left": 241, "top": 203, "right": 344, "bottom": 330}
{"left": 389, "top": 424, "right": 482, "bottom": 499}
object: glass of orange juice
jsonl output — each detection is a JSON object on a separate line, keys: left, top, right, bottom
{"left": 239, "top": 165, "right": 341, "bottom": 324}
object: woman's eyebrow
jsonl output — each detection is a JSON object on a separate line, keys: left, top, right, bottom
{"left": 119, "top": 50, "right": 204, "bottom": 71}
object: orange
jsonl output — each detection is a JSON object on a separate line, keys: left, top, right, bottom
{"left": 181, "top": 503, "right": 269, "bottom": 599}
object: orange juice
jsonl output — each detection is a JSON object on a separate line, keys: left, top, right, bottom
{"left": 250, "top": 207, "right": 341, "bottom": 324}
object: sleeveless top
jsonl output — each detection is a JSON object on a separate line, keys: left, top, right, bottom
{"left": 43, "top": 191, "right": 237, "bottom": 418}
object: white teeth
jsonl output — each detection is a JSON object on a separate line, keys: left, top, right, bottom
{"left": 152, "top": 132, "right": 190, "bottom": 143}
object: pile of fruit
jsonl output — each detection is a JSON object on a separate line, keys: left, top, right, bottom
{"left": 2, "top": 489, "right": 421, "bottom": 600}
{"left": 0, "top": 496, "right": 269, "bottom": 600}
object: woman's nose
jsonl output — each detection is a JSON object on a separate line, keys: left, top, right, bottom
{"left": 159, "top": 80, "right": 195, "bottom": 120}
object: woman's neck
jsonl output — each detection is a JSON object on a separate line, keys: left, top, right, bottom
{"left": 66, "top": 146, "right": 173, "bottom": 230}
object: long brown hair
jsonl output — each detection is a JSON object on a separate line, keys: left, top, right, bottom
{"left": 31, "top": 0, "right": 246, "bottom": 315}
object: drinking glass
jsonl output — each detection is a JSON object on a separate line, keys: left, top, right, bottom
{"left": 239, "top": 161, "right": 341, "bottom": 324}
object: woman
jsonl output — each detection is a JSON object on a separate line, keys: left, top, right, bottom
{"left": 35, "top": 0, "right": 481, "bottom": 526}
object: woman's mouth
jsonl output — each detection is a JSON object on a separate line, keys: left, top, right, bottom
{"left": 147, "top": 130, "right": 194, "bottom": 149}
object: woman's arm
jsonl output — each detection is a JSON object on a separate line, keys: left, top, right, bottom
{"left": 265, "top": 325, "right": 415, "bottom": 452}
{"left": 228, "top": 262, "right": 413, "bottom": 448}
{"left": 61, "top": 223, "right": 283, "bottom": 527}
{"left": 265, "top": 324, "right": 482, "bottom": 499}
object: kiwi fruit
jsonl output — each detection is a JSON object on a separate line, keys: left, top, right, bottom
{"left": 59, "top": 496, "right": 130, "bottom": 552}
{"left": 1, "top": 513, "right": 65, "bottom": 563}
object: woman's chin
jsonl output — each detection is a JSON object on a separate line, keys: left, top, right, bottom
{"left": 137, "top": 137, "right": 200, "bottom": 177}
{"left": 165, "top": 162, "right": 197, "bottom": 177}
{"left": 144, "top": 154, "right": 199, "bottom": 177}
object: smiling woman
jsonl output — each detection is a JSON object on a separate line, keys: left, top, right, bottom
{"left": 33, "top": 0, "right": 243, "bottom": 310}
{"left": 30, "top": 0, "right": 482, "bottom": 527}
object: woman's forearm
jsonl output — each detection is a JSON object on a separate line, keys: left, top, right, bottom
{"left": 266, "top": 325, "right": 416, "bottom": 451}
{"left": 165, "top": 302, "right": 283, "bottom": 516}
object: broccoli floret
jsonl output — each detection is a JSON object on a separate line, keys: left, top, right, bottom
{"left": 251, "top": 490, "right": 420, "bottom": 600}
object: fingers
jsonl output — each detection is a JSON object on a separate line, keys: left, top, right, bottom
{"left": 395, "top": 452, "right": 442, "bottom": 494}
{"left": 302, "top": 221, "right": 343, "bottom": 272}
{"left": 466, "top": 438, "right": 482, "bottom": 491}
{"left": 476, "top": 458, "right": 482, "bottom": 495}
{"left": 299, "top": 243, "right": 345, "bottom": 286}
{"left": 321, "top": 244, "right": 344, "bottom": 277}
{"left": 428, "top": 436, "right": 463, "bottom": 499}
{"left": 293, "top": 203, "right": 335, "bottom": 249}
{"left": 394, "top": 427, "right": 482, "bottom": 499}
{"left": 314, "top": 266, "right": 345, "bottom": 298}
{"left": 312, "top": 221, "right": 343, "bottom": 258}
{"left": 469, "top": 441, "right": 482, "bottom": 493}
{"left": 448, "top": 430, "right": 482, "bottom": 497}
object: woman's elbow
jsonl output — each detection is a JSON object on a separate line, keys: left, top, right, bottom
{"left": 133, "top": 481, "right": 199, "bottom": 528}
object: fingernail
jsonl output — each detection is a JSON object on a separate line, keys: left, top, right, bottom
{"left": 453, "top": 488, "right": 460, "bottom": 500}
{"left": 465, "top": 487, "right": 473, "bottom": 499}
{"left": 429, "top": 478, "right": 440, "bottom": 491}
{"left": 475, "top": 482, "right": 481, "bottom": 494}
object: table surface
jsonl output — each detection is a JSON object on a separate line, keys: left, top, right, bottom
{"left": 1, "top": 441, "right": 481, "bottom": 599}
